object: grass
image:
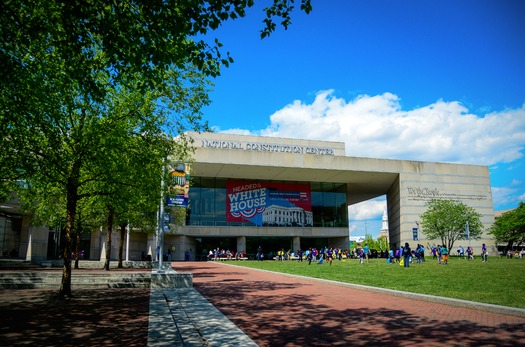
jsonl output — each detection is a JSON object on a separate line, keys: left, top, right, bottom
{"left": 225, "top": 256, "right": 525, "bottom": 309}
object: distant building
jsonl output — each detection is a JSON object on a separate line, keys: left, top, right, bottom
{"left": 378, "top": 210, "right": 389, "bottom": 241}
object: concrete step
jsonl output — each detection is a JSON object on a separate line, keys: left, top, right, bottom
{"left": 0, "top": 272, "right": 151, "bottom": 289}
{"left": 0, "top": 269, "right": 192, "bottom": 289}
{"left": 0, "top": 260, "right": 42, "bottom": 270}
{"left": 0, "top": 259, "right": 153, "bottom": 270}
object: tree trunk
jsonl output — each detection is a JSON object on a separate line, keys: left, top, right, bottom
{"left": 103, "top": 207, "right": 115, "bottom": 271}
{"left": 74, "top": 213, "right": 81, "bottom": 269}
{"left": 58, "top": 168, "right": 80, "bottom": 298}
{"left": 118, "top": 223, "right": 126, "bottom": 268}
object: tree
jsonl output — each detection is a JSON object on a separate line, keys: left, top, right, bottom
{"left": 1, "top": 0, "right": 311, "bottom": 100}
{"left": 376, "top": 235, "right": 389, "bottom": 253}
{"left": 1, "top": 1, "right": 311, "bottom": 297}
{"left": 4, "top": 60, "right": 209, "bottom": 296}
{"left": 420, "top": 199, "right": 483, "bottom": 252}
{"left": 489, "top": 202, "right": 525, "bottom": 250}
{"left": 361, "top": 234, "right": 377, "bottom": 254}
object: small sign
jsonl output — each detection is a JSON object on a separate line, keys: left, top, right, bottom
{"left": 167, "top": 195, "right": 188, "bottom": 207}
{"left": 412, "top": 227, "right": 418, "bottom": 241}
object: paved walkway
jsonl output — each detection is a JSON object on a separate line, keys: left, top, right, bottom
{"left": 172, "top": 262, "right": 525, "bottom": 347}
{"left": 2, "top": 263, "right": 525, "bottom": 346}
{"left": 0, "top": 286, "right": 151, "bottom": 346}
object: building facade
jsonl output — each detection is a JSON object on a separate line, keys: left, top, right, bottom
{"left": 0, "top": 132, "right": 495, "bottom": 262}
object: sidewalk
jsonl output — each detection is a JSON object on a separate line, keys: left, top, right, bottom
{"left": 1, "top": 262, "right": 524, "bottom": 346}
{"left": 172, "top": 262, "right": 525, "bottom": 347}
{"left": 0, "top": 265, "right": 256, "bottom": 347}
{"left": 0, "top": 286, "right": 151, "bottom": 346}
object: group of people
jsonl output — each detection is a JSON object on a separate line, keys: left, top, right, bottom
{"left": 220, "top": 242, "right": 501, "bottom": 264}
{"left": 272, "top": 247, "right": 348, "bottom": 266}
{"left": 208, "top": 248, "right": 247, "bottom": 261}
{"left": 304, "top": 247, "right": 343, "bottom": 265}
{"left": 431, "top": 243, "right": 489, "bottom": 263}
{"left": 383, "top": 243, "right": 426, "bottom": 266}
{"left": 504, "top": 249, "right": 525, "bottom": 259}
{"left": 455, "top": 245, "right": 475, "bottom": 260}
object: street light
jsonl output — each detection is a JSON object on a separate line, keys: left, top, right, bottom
{"left": 157, "top": 162, "right": 166, "bottom": 273}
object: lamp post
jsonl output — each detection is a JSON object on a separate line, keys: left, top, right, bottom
{"left": 157, "top": 162, "right": 166, "bottom": 273}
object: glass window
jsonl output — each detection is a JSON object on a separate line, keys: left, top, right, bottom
{"left": 187, "top": 178, "right": 347, "bottom": 228}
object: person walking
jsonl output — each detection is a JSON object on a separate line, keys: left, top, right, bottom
{"left": 440, "top": 244, "right": 449, "bottom": 265}
{"left": 257, "top": 246, "right": 263, "bottom": 261}
{"left": 416, "top": 244, "right": 423, "bottom": 264}
{"left": 327, "top": 247, "right": 334, "bottom": 266}
{"left": 481, "top": 243, "right": 488, "bottom": 262}
{"left": 402, "top": 242, "right": 411, "bottom": 267}
{"left": 363, "top": 243, "right": 370, "bottom": 263}
{"left": 466, "top": 246, "right": 473, "bottom": 260}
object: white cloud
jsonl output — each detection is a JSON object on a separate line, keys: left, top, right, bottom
{"left": 211, "top": 126, "right": 252, "bottom": 135}
{"left": 491, "top": 186, "right": 518, "bottom": 210}
{"left": 347, "top": 197, "right": 386, "bottom": 238}
{"left": 510, "top": 179, "right": 523, "bottom": 186}
{"left": 217, "top": 90, "right": 525, "bottom": 233}
{"left": 348, "top": 198, "right": 386, "bottom": 221}
{"left": 253, "top": 90, "right": 525, "bottom": 166}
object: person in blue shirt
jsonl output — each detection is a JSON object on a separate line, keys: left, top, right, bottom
{"left": 440, "top": 244, "right": 449, "bottom": 265}
{"left": 363, "top": 244, "right": 370, "bottom": 263}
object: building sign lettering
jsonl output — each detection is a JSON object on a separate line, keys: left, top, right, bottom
{"left": 201, "top": 139, "right": 334, "bottom": 156}
{"left": 406, "top": 186, "right": 488, "bottom": 202}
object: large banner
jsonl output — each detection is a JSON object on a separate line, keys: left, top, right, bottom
{"left": 226, "top": 181, "right": 312, "bottom": 227}
{"left": 167, "top": 163, "right": 190, "bottom": 207}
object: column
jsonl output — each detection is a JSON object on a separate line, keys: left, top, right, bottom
{"left": 237, "top": 236, "right": 247, "bottom": 254}
{"left": 293, "top": 236, "right": 301, "bottom": 253}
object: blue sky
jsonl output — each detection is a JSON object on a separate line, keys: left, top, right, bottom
{"left": 201, "top": 0, "right": 525, "bottom": 238}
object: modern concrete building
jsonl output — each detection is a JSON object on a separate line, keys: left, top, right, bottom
{"left": 160, "top": 132, "right": 495, "bottom": 260}
{"left": 0, "top": 132, "right": 496, "bottom": 262}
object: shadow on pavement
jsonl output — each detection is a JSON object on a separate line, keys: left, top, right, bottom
{"left": 184, "top": 264, "right": 525, "bottom": 347}
{"left": 0, "top": 288, "right": 150, "bottom": 347}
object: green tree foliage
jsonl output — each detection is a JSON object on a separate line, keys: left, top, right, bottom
{"left": 1, "top": 0, "right": 311, "bottom": 297}
{"left": 362, "top": 234, "right": 377, "bottom": 251}
{"left": 2, "top": 42, "right": 210, "bottom": 296}
{"left": 376, "top": 235, "right": 389, "bottom": 252}
{"left": 420, "top": 199, "right": 483, "bottom": 252}
{"left": 0, "top": 0, "right": 311, "bottom": 100}
{"left": 489, "top": 202, "right": 525, "bottom": 249}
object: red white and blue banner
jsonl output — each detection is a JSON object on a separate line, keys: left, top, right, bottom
{"left": 226, "top": 181, "right": 312, "bottom": 227}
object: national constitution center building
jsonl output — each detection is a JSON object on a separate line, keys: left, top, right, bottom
{"left": 159, "top": 132, "right": 494, "bottom": 260}
{"left": 1, "top": 132, "right": 495, "bottom": 262}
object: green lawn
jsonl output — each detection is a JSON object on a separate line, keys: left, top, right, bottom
{"left": 226, "top": 256, "right": 525, "bottom": 309}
